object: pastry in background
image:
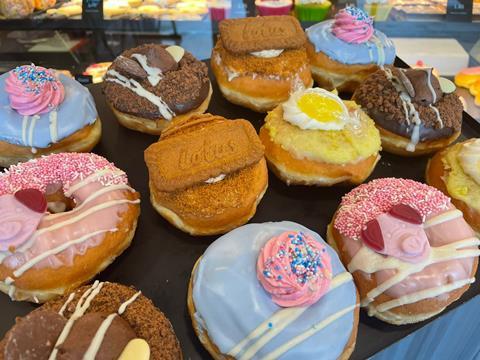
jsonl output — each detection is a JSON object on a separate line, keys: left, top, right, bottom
{"left": 353, "top": 66, "right": 462, "bottom": 156}
{"left": 144, "top": 113, "right": 268, "bottom": 236}
{"left": 328, "top": 178, "right": 479, "bottom": 325}
{"left": 306, "top": 6, "right": 395, "bottom": 92}
{"left": 427, "top": 139, "right": 480, "bottom": 233}
{"left": 211, "top": 15, "right": 313, "bottom": 112}
{"left": 294, "top": 0, "right": 331, "bottom": 21}
{"left": 208, "top": 0, "right": 232, "bottom": 21}
{"left": 0, "top": 0, "right": 34, "bottom": 18}
{"left": 255, "top": 0, "right": 293, "bottom": 16}
{"left": 363, "top": 0, "right": 393, "bottom": 21}
{"left": 0, "top": 64, "right": 101, "bottom": 166}
{"left": 104, "top": 44, "right": 212, "bottom": 135}
{"left": 46, "top": 0, "right": 81, "bottom": 17}
{"left": 0, "top": 153, "right": 140, "bottom": 302}
{"left": 34, "top": 0, "right": 55, "bottom": 10}
{"left": 83, "top": 62, "right": 112, "bottom": 83}
{"left": 260, "top": 87, "right": 381, "bottom": 186}
{"left": 189, "top": 221, "right": 359, "bottom": 359}
{"left": 0, "top": 282, "right": 182, "bottom": 359}
{"left": 455, "top": 67, "right": 480, "bottom": 107}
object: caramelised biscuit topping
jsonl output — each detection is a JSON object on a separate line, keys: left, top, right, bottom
{"left": 219, "top": 16, "right": 306, "bottom": 55}
{"left": 103, "top": 43, "right": 210, "bottom": 120}
{"left": 144, "top": 113, "right": 265, "bottom": 192}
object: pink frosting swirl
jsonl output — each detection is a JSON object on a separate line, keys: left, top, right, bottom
{"left": 5, "top": 65, "right": 65, "bottom": 116}
{"left": 331, "top": 6, "right": 374, "bottom": 44}
{"left": 257, "top": 231, "right": 332, "bottom": 307}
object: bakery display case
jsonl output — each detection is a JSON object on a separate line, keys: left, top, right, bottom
{"left": 0, "top": 2, "right": 479, "bottom": 360}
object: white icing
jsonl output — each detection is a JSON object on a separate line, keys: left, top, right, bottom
{"left": 21, "top": 115, "right": 28, "bottom": 145}
{"left": 424, "top": 69, "right": 437, "bottom": 104}
{"left": 205, "top": 174, "right": 226, "bottom": 184}
{"left": 429, "top": 104, "right": 444, "bottom": 128}
{"left": 250, "top": 49, "right": 284, "bottom": 58}
{"left": 28, "top": 115, "right": 40, "bottom": 148}
{"left": 83, "top": 313, "right": 118, "bottom": 360}
{"left": 118, "top": 291, "right": 141, "bottom": 315}
{"left": 423, "top": 209, "right": 463, "bottom": 228}
{"left": 130, "top": 54, "right": 162, "bottom": 87}
{"left": 106, "top": 70, "right": 174, "bottom": 121}
{"left": 64, "top": 168, "right": 126, "bottom": 197}
{"left": 59, "top": 292, "right": 76, "bottom": 316}
{"left": 49, "top": 110, "right": 58, "bottom": 143}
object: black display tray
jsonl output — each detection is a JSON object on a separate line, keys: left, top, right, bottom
{"left": 1, "top": 63, "right": 480, "bottom": 360}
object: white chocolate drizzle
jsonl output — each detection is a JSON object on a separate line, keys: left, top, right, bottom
{"left": 130, "top": 54, "right": 163, "bottom": 87}
{"left": 106, "top": 70, "right": 174, "bottom": 121}
{"left": 64, "top": 168, "right": 126, "bottom": 197}
{"left": 228, "top": 272, "right": 353, "bottom": 359}
{"left": 118, "top": 291, "right": 141, "bottom": 315}
{"left": 59, "top": 292, "right": 76, "bottom": 316}
{"left": 49, "top": 110, "right": 58, "bottom": 143}
{"left": 423, "top": 209, "right": 463, "bottom": 228}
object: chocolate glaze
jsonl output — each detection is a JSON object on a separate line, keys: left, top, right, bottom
{"left": 103, "top": 43, "right": 210, "bottom": 120}
{"left": 353, "top": 68, "right": 463, "bottom": 141}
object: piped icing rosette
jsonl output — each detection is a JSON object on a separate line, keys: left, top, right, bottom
{"left": 330, "top": 178, "right": 480, "bottom": 324}
{"left": 331, "top": 6, "right": 374, "bottom": 44}
{"left": 190, "top": 221, "right": 358, "bottom": 359}
{"left": 257, "top": 231, "right": 332, "bottom": 307}
{"left": 5, "top": 65, "right": 65, "bottom": 116}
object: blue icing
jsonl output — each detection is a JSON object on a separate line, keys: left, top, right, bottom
{"left": 192, "top": 221, "right": 357, "bottom": 359}
{"left": 306, "top": 20, "right": 396, "bottom": 66}
{"left": 0, "top": 73, "right": 98, "bottom": 148}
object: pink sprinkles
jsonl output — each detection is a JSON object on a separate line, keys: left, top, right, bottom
{"left": 0, "top": 153, "right": 127, "bottom": 196}
{"left": 334, "top": 178, "right": 450, "bottom": 239}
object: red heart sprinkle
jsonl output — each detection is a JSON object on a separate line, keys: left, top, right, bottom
{"left": 14, "top": 189, "right": 47, "bottom": 213}
{"left": 361, "top": 219, "right": 384, "bottom": 252}
{"left": 389, "top": 204, "right": 423, "bottom": 224}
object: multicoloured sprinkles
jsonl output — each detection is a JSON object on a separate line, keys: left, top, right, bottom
{"left": 0, "top": 153, "right": 128, "bottom": 196}
{"left": 344, "top": 5, "right": 373, "bottom": 25}
{"left": 334, "top": 178, "right": 450, "bottom": 239}
{"left": 12, "top": 65, "right": 59, "bottom": 94}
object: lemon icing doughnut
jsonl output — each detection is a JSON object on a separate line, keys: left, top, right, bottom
{"left": 0, "top": 153, "right": 140, "bottom": 303}
{"left": 189, "top": 221, "right": 359, "bottom": 359}
{"left": 0, "top": 65, "right": 100, "bottom": 166}
{"left": 328, "top": 178, "right": 479, "bottom": 325}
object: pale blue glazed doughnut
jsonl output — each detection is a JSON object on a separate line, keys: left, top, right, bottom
{"left": 191, "top": 221, "right": 359, "bottom": 359}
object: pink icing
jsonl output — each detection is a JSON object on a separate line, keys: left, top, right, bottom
{"left": 458, "top": 66, "right": 480, "bottom": 75}
{"left": 0, "top": 153, "right": 134, "bottom": 273}
{"left": 5, "top": 65, "right": 65, "bottom": 116}
{"left": 334, "top": 178, "right": 450, "bottom": 240}
{"left": 331, "top": 6, "right": 374, "bottom": 44}
{"left": 257, "top": 231, "right": 332, "bottom": 307}
{"left": 0, "top": 195, "right": 44, "bottom": 252}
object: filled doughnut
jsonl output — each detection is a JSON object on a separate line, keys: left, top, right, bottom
{"left": 144, "top": 114, "right": 267, "bottom": 235}
{"left": 259, "top": 87, "right": 381, "bottom": 186}
{"left": 328, "top": 178, "right": 479, "bottom": 325}
{"left": 427, "top": 138, "right": 480, "bottom": 233}
{"left": 353, "top": 66, "right": 462, "bottom": 156}
{"left": 104, "top": 44, "right": 212, "bottom": 135}
{"left": 188, "top": 221, "right": 359, "bottom": 359}
{"left": 0, "top": 281, "right": 182, "bottom": 359}
{"left": 211, "top": 15, "right": 313, "bottom": 112}
{"left": 0, "top": 153, "right": 140, "bottom": 303}
{"left": 0, "top": 64, "right": 101, "bottom": 167}
{"left": 306, "top": 6, "right": 395, "bottom": 93}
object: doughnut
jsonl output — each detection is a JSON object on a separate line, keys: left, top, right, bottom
{"left": 103, "top": 44, "right": 212, "bottom": 135}
{"left": 260, "top": 88, "right": 381, "bottom": 186}
{"left": 427, "top": 139, "right": 480, "bottom": 233}
{"left": 0, "top": 65, "right": 101, "bottom": 167}
{"left": 211, "top": 16, "right": 313, "bottom": 113}
{"left": 0, "top": 153, "right": 140, "bottom": 303}
{"left": 145, "top": 114, "right": 268, "bottom": 236}
{"left": 188, "top": 221, "right": 359, "bottom": 359}
{"left": 353, "top": 66, "right": 462, "bottom": 156}
{"left": 34, "top": 0, "right": 55, "bottom": 10}
{"left": 328, "top": 178, "right": 479, "bottom": 325}
{"left": 455, "top": 67, "right": 480, "bottom": 106}
{"left": 0, "top": 0, "right": 34, "bottom": 18}
{"left": 0, "top": 281, "right": 182, "bottom": 359}
{"left": 305, "top": 6, "right": 395, "bottom": 93}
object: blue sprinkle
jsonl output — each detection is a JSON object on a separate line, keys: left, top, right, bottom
{"left": 268, "top": 322, "right": 273, "bottom": 329}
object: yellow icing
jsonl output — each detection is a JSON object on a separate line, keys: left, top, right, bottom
{"left": 297, "top": 92, "right": 345, "bottom": 124}
{"left": 444, "top": 142, "right": 480, "bottom": 211}
{"left": 265, "top": 101, "right": 381, "bottom": 164}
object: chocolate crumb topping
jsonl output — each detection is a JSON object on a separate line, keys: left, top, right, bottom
{"left": 353, "top": 68, "right": 463, "bottom": 141}
{"left": 104, "top": 43, "right": 210, "bottom": 120}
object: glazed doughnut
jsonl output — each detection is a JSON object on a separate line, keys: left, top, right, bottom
{"left": 305, "top": 6, "right": 395, "bottom": 93}
{"left": 0, "top": 65, "right": 101, "bottom": 167}
{"left": 260, "top": 88, "right": 381, "bottom": 186}
{"left": 353, "top": 67, "right": 462, "bottom": 156}
{"left": 188, "top": 221, "right": 359, "bottom": 359}
{"left": 0, "top": 153, "right": 140, "bottom": 303}
{"left": 145, "top": 114, "right": 267, "bottom": 235}
{"left": 328, "top": 178, "right": 479, "bottom": 325}
{"left": 104, "top": 44, "right": 212, "bottom": 135}
{"left": 0, "top": 282, "right": 182, "bottom": 359}
{"left": 211, "top": 16, "right": 313, "bottom": 112}
{"left": 427, "top": 139, "right": 480, "bottom": 233}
